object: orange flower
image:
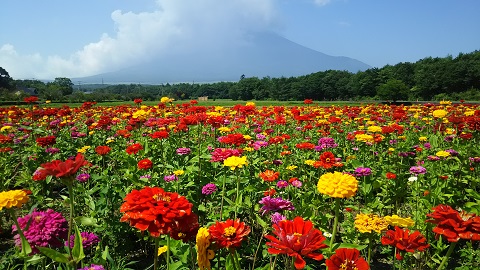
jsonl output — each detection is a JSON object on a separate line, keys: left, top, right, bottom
{"left": 137, "top": 158, "right": 153, "bottom": 170}
{"left": 95, "top": 145, "right": 111, "bottom": 155}
{"left": 120, "top": 187, "right": 193, "bottom": 237}
{"left": 259, "top": 170, "right": 280, "bottom": 182}
{"left": 126, "top": 143, "right": 143, "bottom": 155}
{"left": 317, "top": 151, "right": 336, "bottom": 169}
{"left": 208, "top": 219, "right": 251, "bottom": 249}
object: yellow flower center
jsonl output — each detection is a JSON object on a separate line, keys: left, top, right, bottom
{"left": 223, "top": 226, "right": 236, "bottom": 237}
{"left": 153, "top": 194, "right": 171, "bottom": 203}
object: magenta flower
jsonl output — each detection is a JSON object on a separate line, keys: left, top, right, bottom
{"left": 176, "top": 147, "right": 192, "bottom": 155}
{"left": 259, "top": 196, "right": 295, "bottom": 215}
{"left": 78, "top": 265, "right": 105, "bottom": 270}
{"left": 164, "top": 174, "right": 178, "bottom": 182}
{"left": 66, "top": 231, "right": 100, "bottom": 249}
{"left": 276, "top": 180, "right": 289, "bottom": 188}
{"left": 410, "top": 166, "right": 427, "bottom": 175}
{"left": 271, "top": 212, "right": 286, "bottom": 224}
{"left": 354, "top": 167, "right": 372, "bottom": 177}
{"left": 12, "top": 209, "right": 68, "bottom": 254}
{"left": 76, "top": 173, "right": 90, "bottom": 183}
{"left": 316, "top": 137, "right": 338, "bottom": 151}
{"left": 201, "top": 183, "right": 218, "bottom": 195}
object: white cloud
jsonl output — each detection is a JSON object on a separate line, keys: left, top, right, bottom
{"left": 313, "top": 0, "right": 331, "bottom": 7}
{"left": 0, "top": 0, "right": 281, "bottom": 79}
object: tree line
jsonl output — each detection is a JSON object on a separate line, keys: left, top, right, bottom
{"left": 1, "top": 50, "right": 479, "bottom": 103}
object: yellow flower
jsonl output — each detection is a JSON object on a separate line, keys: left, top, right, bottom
{"left": 286, "top": 165, "right": 298, "bottom": 171}
{"left": 160, "top": 97, "right": 174, "bottom": 103}
{"left": 432, "top": 109, "right": 448, "bottom": 118}
{"left": 77, "top": 146, "right": 91, "bottom": 153}
{"left": 245, "top": 102, "right": 255, "bottom": 106}
{"left": 388, "top": 148, "right": 395, "bottom": 152}
{"left": 354, "top": 213, "right": 388, "bottom": 233}
{"left": 196, "top": 227, "right": 215, "bottom": 270}
{"left": 419, "top": 136, "right": 428, "bottom": 142}
{"left": 223, "top": 156, "right": 247, "bottom": 170}
{"left": 173, "top": 170, "right": 184, "bottom": 176}
{"left": 384, "top": 215, "right": 415, "bottom": 228}
{"left": 346, "top": 155, "right": 356, "bottom": 162}
{"left": 45, "top": 100, "right": 51, "bottom": 104}
{"left": 243, "top": 135, "right": 252, "bottom": 140}
{"left": 0, "top": 190, "right": 29, "bottom": 211}
{"left": 304, "top": 160, "right": 315, "bottom": 166}
{"left": 440, "top": 100, "right": 452, "bottom": 105}
{"left": 218, "top": 127, "right": 231, "bottom": 133}
{"left": 436, "top": 151, "right": 450, "bottom": 158}
{"left": 158, "top": 245, "right": 168, "bottom": 256}
{"left": 367, "top": 126, "right": 382, "bottom": 133}
{"left": 243, "top": 147, "right": 254, "bottom": 152}
{"left": 317, "top": 172, "right": 358, "bottom": 198}
{"left": 106, "top": 139, "right": 114, "bottom": 144}
{"left": 355, "top": 134, "right": 374, "bottom": 143}
{"left": 0, "top": 126, "right": 12, "bottom": 132}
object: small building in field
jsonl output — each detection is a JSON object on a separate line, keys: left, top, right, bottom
{"left": 198, "top": 96, "right": 208, "bottom": 101}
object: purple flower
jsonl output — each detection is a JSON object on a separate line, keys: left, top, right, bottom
{"left": 290, "top": 179, "right": 302, "bottom": 188}
{"left": 256, "top": 133, "right": 266, "bottom": 140}
{"left": 316, "top": 137, "right": 338, "bottom": 150}
{"left": 201, "top": 183, "right": 217, "bottom": 195}
{"left": 445, "top": 149, "right": 459, "bottom": 156}
{"left": 258, "top": 196, "right": 295, "bottom": 215}
{"left": 164, "top": 174, "right": 178, "bottom": 182}
{"left": 45, "top": 147, "right": 60, "bottom": 154}
{"left": 176, "top": 147, "right": 191, "bottom": 155}
{"left": 444, "top": 135, "right": 455, "bottom": 142}
{"left": 78, "top": 265, "right": 105, "bottom": 270}
{"left": 427, "top": 155, "right": 441, "bottom": 161}
{"left": 12, "top": 209, "right": 68, "bottom": 254}
{"left": 276, "top": 180, "right": 289, "bottom": 188}
{"left": 354, "top": 167, "right": 372, "bottom": 177}
{"left": 424, "top": 142, "right": 431, "bottom": 149}
{"left": 66, "top": 232, "right": 100, "bottom": 249}
{"left": 410, "top": 166, "right": 427, "bottom": 175}
{"left": 271, "top": 212, "right": 286, "bottom": 224}
{"left": 140, "top": 174, "right": 151, "bottom": 179}
{"left": 469, "top": 157, "right": 480, "bottom": 164}
{"left": 273, "top": 159, "right": 283, "bottom": 166}
{"left": 76, "top": 173, "right": 90, "bottom": 183}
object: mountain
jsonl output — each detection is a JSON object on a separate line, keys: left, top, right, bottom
{"left": 75, "top": 32, "right": 371, "bottom": 84}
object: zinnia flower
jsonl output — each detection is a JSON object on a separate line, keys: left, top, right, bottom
{"left": 259, "top": 196, "right": 295, "bottom": 215}
{"left": 76, "top": 173, "right": 90, "bottom": 183}
{"left": 265, "top": 216, "right": 328, "bottom": 269}
{"left": 223, "top": 156, "right": 247, "bottom": 170}
{"left": 354, "top": 167, "right": 372, "bottom": 177}
{"left": 196, "top": 227, "right": 215, "bottom": 270}
{"left": 409, "top": 166, "right": 427, "bottom": 175}
{"left": 208, "top": 219, "right": 251, "bottom": 249}
{"left": 432, "top": 109, "right": 448, "bottom": 118}
{"left": 259, "top": 169, "right": 280, "bottom": 182}
{"left": 201, "top": 183, "right": 217, "bottom": 195}
{"left": 426, "top": 204, "right": 480, "bottom": 242}
{"left": 0, "top": 190, "right": 29, "bottom": 211}
{"left": 95, "top": 145, "right": 111, "bottom": 155}
{"left": 66, "top": 231, "right": 100, "bottom": 249}
{"left": 39, "top": 153, "right": 87, "bottom": 179}
{"left": 119, "top": 187, "right": 193, "bottom": 237}
{"left": 317, "top": 172, "right": 358, "bottom": 198}
{"left": 126, "top": 143, "right": 143, "bottom": 155}
{"left": 354, "top": 213, "right": 389, "bottom": 234}
{"left": 384, "top": 215, "right": 415, "bottom": 228}
{"left": 137, "top": 158, "right": 153, "bottom": 170}
{"left": 78, "top": 265, "right": 105, "bottom": 270}
{"left": 36, "top": 135, "right": 56, "bottom": 147}
{"left": 325, "top": 248, "right": 369, "bottom": 270}
{"left": 381, "top": 226, "right": 430, "bottom": 260}
{"left": 12, "top": 209, "right": 68, "bottom": 254}
{"left": 176, "top": 147, "right": 192, "bottom": 155}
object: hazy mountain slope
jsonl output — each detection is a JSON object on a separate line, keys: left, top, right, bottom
{"left": 76, "top": 32, "right": 371, "bottom": 84}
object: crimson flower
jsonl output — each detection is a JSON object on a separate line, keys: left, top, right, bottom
{"left": 150, "top": 131, "right": 169, "bottom": 139}
{"left": 95, "top": 145, "right": 111, "bottom": 155}
{"left": 36, "top": 135, "right": 56, "bottom": 147}
{"left": 265, "top": 216, "right": 328, "bottom": 269}
{"left": 24, "top": 96, "right": 39, "bottom": 103}
{"left": 325, "top": 248, "right": 369, "bottom": 270}
{"left": 39, "top": 153, "right": 87, "bottom": 179}
{"left": 134, "top": 98, "right": 143, "bottom": 104}
{"left": 208, "top": 219, "right": 251, "bottom": 249}
{"left": 120, "top": 187, "right": 193, "bottom": 237}
{"left": 315, "top": 151, "right": 336, "bottom": 169}
{"left": 137, "top": 158, "right": 153, "bottom": 170}
{"left": 426, "top": 204, "right": 480, "bottom": 242}
{"left": 126, "top": 143, "right": 143, "bottom": 155}
{"left": 381, "top": 226, "right": 429, "bottom": 260}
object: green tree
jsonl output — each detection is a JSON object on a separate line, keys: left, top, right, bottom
{"left": 0, "top": 67, "right": 14, "bottom": 90}
{"left": 376, "top": 78, "right": 409, "bottom": 101}
{"left": 50, "top": 77, "right": 74, "bottom": 96}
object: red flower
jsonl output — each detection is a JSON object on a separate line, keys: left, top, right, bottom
{"left": 126, "top": 143, "right": 143, "bottom": 155}
{"left": 24, "top": 96, "right": 39, "bottom": 103}
{"left": 150, "top": 131, "right": 169, "bottom": 139}
{"left": 137, "top": 158, "right": 153, "bottom": 170}
{"left": 134, "top": 98, "right": 143, "bottom": 104}
{"left": 169, "top": 212, "right": 199, "bottom": 243}
{"left": 40, "top": 153, "right": 87, "bottom": 179}
{"left": 36, "top": 135, "right": 57, "bottom": 147}
{"left": 303, "top": 99, "right": 313, "bottom": 104}
{"left": 426, "top": 204, "right": 480, "bottom": 242}
{"left": 325, "top": 248, "right": 369, "bottom": 270}
{"left": 317, "top": 151, "right": 336, "bottom": 169}
{"left": 218, "top": 133, "right": 246, "bottom": 146}
{"left": 386, "top": 172, "right": 397, "bottom": 179}
{"left": 265, "top": 216, "right": 328, "bottom": 269}
{"left": 95, "top": 145, "right": 111, "bottom": 155}
{"left": 381, "top": 226, "right": 429, "bottom": 260}
{"left": 120, "top": 187, "right": 193, "bottom": 237}
{"left": 295, "top": 142, "right": 315, "bottom": 150}
{"left": 0, "top": 134, "right": 13, "bottom": 144}
{"left": 264, "top": 188, "right": 276, "bottom": 197}
{"left": 208, "top": 219, "right": 251, "bottom": 249}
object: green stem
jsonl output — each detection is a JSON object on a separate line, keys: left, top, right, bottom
{"left": 392, "top": 247, "right": 396, "bottom": 270}
{"left": 154, "top": 237, "right": 159, "bottom": 270}
{"left": 220, "top": 172, "right": 227, "bottom": 220}
{"left": 367, "top": 235, "right": 372, "bottom": 265}
{"left": 166, "top": 235, "right": 171, "bottom": 270}
{"left": 8, "top": 209, "right": 32, "bottom": 256}
{"left": 329, "top": 198, "right": 340, "bottom": 251}
{"left": 437, "top": 241, "right": 457, "bottom": 270}
{"left": 67, "top": 183, "right": 75, "bottom": 260}
{"left": 234, "top": 171, "right": 241, "bottom": 219}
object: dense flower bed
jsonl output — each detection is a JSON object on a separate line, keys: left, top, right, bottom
{"left": 0, "top": 98, "right": 480, "bottom": 269}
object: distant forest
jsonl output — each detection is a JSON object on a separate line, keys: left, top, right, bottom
{"left": 2, "top": 50, "right": 480, "bottom": 102}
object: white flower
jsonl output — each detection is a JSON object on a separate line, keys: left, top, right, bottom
{"left": 408, "top": 176, "right": 418, "bottom": 182}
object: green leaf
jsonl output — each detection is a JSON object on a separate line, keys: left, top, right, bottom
{"left": 72, "top": 223, "right": 85, "bottom": 262}
{"left": 75, "top": 216, "right": 99, "bottom": 227}
{"left": 334, "top": 243, "right": 368, "bottom": 251}
{"left": 101, "top": 246, "right": 109, "bottom": 261}
{"left": 37, "top": 247, "right": 70, "bottom": 264}
{"left": 256, "top": 214, "right": 268, "bottom": 228}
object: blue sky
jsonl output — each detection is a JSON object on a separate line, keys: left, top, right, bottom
{"left": 1, "top": 0, "right": 479, "bottom": 80}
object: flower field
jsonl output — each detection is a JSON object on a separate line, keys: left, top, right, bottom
{"left": 1, "top": 99, "right": 480, "bottom": 270}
